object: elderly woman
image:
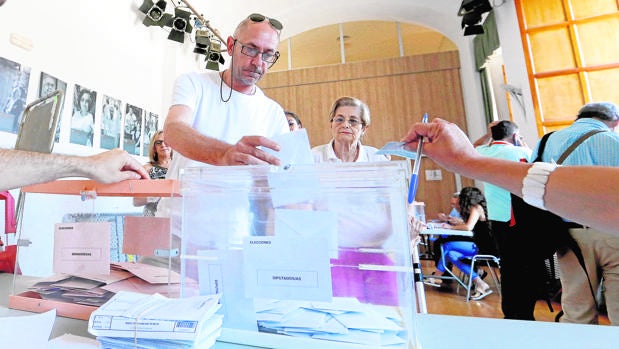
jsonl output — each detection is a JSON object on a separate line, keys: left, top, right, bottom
{"left": 312, "top": 96, "right": 397, "bottom": 305}
{"left": 312, "top": 96, "right": 389, "bottom": 163}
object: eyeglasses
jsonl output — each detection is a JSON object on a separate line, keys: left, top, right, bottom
{"left": 248, "top": 13, "right": 283, "bottom": 31}
{"left": 331, "top": 116, "right": 364, "bottom": 127}
{"left": 154, "top": 140, "right": 165, "bottom": 146}
{"left": 235, "top": 39, "right": 280, "bottom": 65}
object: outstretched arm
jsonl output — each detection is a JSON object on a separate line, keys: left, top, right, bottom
{"left": 0, "top": 148, "right": 148, "bottom": 191}
{"left": 164, "top": 105, "right": 281, "bottom": 166}
{"left": 401, "top": 118, "right": 619, "bottom": 235}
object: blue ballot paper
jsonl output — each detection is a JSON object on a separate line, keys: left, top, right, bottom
{"left": 376, "top": 141, "right": 417, "bottom": 159}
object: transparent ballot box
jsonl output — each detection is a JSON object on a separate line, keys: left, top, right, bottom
{"left": 179, "top": 161, "right": 418, "bottom": 348}
{"left": 8, "top": 179, "right": 180, "bottom": 320}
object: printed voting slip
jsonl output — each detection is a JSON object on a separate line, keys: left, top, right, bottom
{"left": 243, "top": 236, "right": 332, "bottom": 301}
{"left": 54, "top": 222, "right": 111, "bottom": 275}
{"left": 376, "top": 141, "right": 417, "bottom": 159}
{"left": 88, "top": 291, "right": 222, "bottom": 341}
{"left": 123, "top": 216, "right": 171, "bottom": 257}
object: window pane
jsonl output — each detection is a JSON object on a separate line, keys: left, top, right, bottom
{"left": 289, "top": 25, "right": 341, "bottom": 69}
{"left": 529, "top": 27, "right": 576, "bottom": 72}
{"left": 571, "top": 0, "right": 618, "bottom": 18}
{"left": 342, "top": 21, "right": 400, "bottom": 63}
{"left": 522, "top": 0, "right": 566, "bottom": 27}
{"left": 577, "top": 17, "right": 619, "bottom": 66}
{"left": 537, "top": 74, "right": 584, "bottom": 122}
{"left": 588, "top": 69, "right": 619, "bottom": 103}
{"left": 401, "top": 23, "right": 457, "bottom": 56}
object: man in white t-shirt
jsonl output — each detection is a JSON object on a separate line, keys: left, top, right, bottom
{"left": 163, "top": 13, "right": 288, "bottom": 178}
{"left": 156, "top": 14, "right": 289, "bottom": 256}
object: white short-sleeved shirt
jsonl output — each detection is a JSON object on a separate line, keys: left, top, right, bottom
{"left": 166, "top": 71, "right": 289, "bottom": 179}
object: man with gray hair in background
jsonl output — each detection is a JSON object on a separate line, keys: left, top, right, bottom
{"left": 532, "top": 102, "right": 619, "bottom": 325}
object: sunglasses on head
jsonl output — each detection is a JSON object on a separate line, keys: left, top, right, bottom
{"left": 248, "top": 13, "right": 283, "bottom": 31}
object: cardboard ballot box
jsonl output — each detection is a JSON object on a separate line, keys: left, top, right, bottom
{"left": 8, "top": 179, "right": 181, "bottom": 320}
{"left": 178, "top": 162, "right": 418, "bottom": 348}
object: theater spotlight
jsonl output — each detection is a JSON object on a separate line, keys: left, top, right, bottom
{"left": 193, "top": 30, "right": 211, "bottom": 55}
{"left": 457, "top": 0, "right": 491, "bottom": 36}
{"left": 165, "top": 8, "right": 193, "bottom": 43}
{"left": 205, "top": 41, "right": 225, "bottom": 71}
{"left": 464, "top": 25, "right": 485, "bottom": 36}
{"left": 458, "top": 0, "right": 492, "bottom": 16}
{"left": 139, "top": 0, "right": 171, "bottom": 27}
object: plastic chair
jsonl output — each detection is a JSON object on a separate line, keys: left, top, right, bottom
{"left": 461, "top": 254, "right": 501, "bottom": 302}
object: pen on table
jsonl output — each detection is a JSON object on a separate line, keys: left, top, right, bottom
{"left": 407, "top": 113, "right": 428, "bottom": 204}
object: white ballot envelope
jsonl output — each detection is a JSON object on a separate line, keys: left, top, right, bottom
{"left": 260, "top": 128, "right": 313, "bottom": 169}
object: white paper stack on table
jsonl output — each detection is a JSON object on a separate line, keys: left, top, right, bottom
{"left": 88, "top": 291, "right": 223, "bottom": 348}
{"left": 255, "top": 297, "right": 407, "bottom": 347}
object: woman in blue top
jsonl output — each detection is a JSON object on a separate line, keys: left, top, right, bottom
{"left": 424, "top": 187, "right": 497, "bottom": 300}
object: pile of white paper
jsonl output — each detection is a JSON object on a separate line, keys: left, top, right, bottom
{"left": 255, "top": 297, "right": 407, "bottom": 347}
{"left": 88, "top": 291, "right": 223, "bottom": 349}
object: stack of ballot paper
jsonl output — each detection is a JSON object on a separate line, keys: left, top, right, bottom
{"left": 88, "top": 291, "right": 223, "bottom": 349}
{"left": 255, "top": 297, "right": 407, "bottom": 347}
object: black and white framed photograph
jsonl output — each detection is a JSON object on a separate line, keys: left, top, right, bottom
{"left": 142, "top": 111, "right": 159, "bottom": 156}
{"left": 39, "top": 72, "right": 67, "bottom": 143}
{"left": 70, "top": 84, "right": 96, "bottom": 146}
{"left": 123, "top": 103, "right": 142, "bottom": 155}
{"left": 100, "top": 95, "right": 122, "bottom": 149}
{"left": 0, "top": 56, "right": 30, "bottom": 133}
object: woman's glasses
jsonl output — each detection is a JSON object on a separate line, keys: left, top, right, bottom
{"left": 154, "top": 140, "right": 165, "bottom": 146}
{"left": 248, "top": 13, "right": 283, "bottom": 31}
{"left": 331, "top": 116, "right": 364, "bottom": 127}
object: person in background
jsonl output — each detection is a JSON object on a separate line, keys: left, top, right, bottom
{"left": 474, "top": 120, "right": 532, "bottom": 320}
{"left": 285, "top": 111, "right": 302, "bottom": 131}
{"left": 311, "top": 96, "right": 394, "bottom": 305}
{"left": 532, "top": 102, "right": 619, "bottom": 325}
{"left": 428, "top": 191, "right": 464, "bottom": 264}
{"left": 436, "top": 191, "right": 463, "bottom": 225}
{"left": 134, "top": 130, "right": 172, "bottom": 216}
{"left": 423, "top": 187, "right": 496, "bottom": 301}
{"left": 312, "top": 96, "right": 389, "bottom": 163}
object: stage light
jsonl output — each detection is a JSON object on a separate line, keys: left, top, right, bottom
{"left": 464, "top": 24, "right": 484, "bottom": 36}
{"left": 135, "top": 0, "right": 228, "bottom": 70}
{"left": 165, "top": 8, "right": 193, "bottom": 43}
{"left": 193, "top": 29, "right": 211, "bottom": 55}
{"left": 205, "top": 41, "right": 225, "bottom": 71}
{"left": 458, "top": 0, "right": 491, "bottom": 36}
{"left": 458, "top": 0, "right": 492, "bottom": 16}
{"left": 139, "top": 0, "right": 171, "bottom": 27}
